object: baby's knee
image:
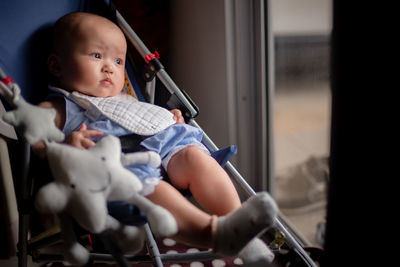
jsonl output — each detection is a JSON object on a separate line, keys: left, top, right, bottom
{"left": 176, "top": 146, "right": 208, "bottom": 166}
{"left": 167, "top": 146, "right": 209, "bottom": 176}
{"left": 167, "top": 146, "right": 213, "bottom": 187}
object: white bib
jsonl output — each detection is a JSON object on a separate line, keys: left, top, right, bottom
{"left": 50, "top": 87, "right": 175, "bottom": 136}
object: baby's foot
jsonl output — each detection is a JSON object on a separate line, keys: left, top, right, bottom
{"left": 238, "top": 237, "right": 275, "bottom": 265}
{"left": 213, "top": 192, "right": 278, "bottom": 256}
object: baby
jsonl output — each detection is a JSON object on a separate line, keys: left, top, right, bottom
{"left": 33, "top": 12, "right": 278, "bottom": 265}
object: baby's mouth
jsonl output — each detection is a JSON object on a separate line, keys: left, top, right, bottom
{"left": 101, "top": 78, "right": 112, "bottom": 85}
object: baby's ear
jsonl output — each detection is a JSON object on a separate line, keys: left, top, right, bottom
{"left": 48, "top": 54, "right": 61, "bottom": 77}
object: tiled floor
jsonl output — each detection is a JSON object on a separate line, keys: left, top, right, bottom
{"left": 274, "top": 81, "right": 331, "bottom": 246}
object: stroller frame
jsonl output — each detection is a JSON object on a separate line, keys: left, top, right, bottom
{"left": 0, "top": 1, "right": 318, "bottom": 266}
{"left": 117, "top": 7, "right": 317, "bottom": 267}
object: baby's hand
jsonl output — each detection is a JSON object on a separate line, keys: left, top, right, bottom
{"left": 64, "top": 123, "right": 103, "bottom": 149}
{"left": 170, "top": 109, "right": 185, "bottom": 124}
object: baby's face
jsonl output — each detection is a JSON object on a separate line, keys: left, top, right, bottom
{"left": 57, "top": 16, "right": 127, "bottom": 97}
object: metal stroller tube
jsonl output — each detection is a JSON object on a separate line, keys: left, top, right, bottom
{"left": 116, "top": 10, "right": 199, "bottom": 119}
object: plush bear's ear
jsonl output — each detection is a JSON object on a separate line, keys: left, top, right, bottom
{"left": 35, "top": 183, "right": 68, "bottom": 214}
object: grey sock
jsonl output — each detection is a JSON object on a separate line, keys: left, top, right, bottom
{"left": 213, "top": 192, "right": 278, "bottom": 256}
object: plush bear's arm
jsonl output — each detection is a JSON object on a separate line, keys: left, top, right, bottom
{"left": 35, "top": 183, "right": 69, "bottom": 214}
{"left": 121, "top": 151, "right": 161, "bottom": 167}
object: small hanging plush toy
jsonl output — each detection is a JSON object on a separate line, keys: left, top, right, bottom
{"left": 0, "top": 71, "right": 178, "bottom": 265}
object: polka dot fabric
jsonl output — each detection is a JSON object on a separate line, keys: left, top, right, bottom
{"left": 150, "top": 237, "right": 243, "bottom": 267}
{"left": 48, "top": 237, "right": 243, "bottom": 266}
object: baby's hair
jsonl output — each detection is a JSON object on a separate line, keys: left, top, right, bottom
{"left": 52, "top": 12, "right": 116, "bottom": 54}
{"left": 52, "top": 12, "right": 83, "bottom": 54}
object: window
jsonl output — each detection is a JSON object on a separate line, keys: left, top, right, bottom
{"left": 271, "top": 0, "right": 332, "bottom": 246}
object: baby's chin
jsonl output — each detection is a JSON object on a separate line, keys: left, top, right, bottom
{"left": 96, "top": 91, "right": 122, "bottom": 98}
{"left": 79, "top": 87, "right": 123, "bottom": 98}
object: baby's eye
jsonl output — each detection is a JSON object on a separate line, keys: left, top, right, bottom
{"left": 91, "top": 53, "right": 101, "bottom": 59}
{"left": 115, "top": 58, "right": 122, "bottom": 65}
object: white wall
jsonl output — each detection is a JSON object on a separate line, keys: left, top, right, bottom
{"left": 168, "top": 0, "right": 268, "bottom": 190}
{"left": 168, "top": 0, "right": 230, "bottom": 148}
{"left": 271, "top": 0, "right": 332, "bottom": 35}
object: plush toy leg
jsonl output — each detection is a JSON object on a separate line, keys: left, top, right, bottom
{"left": 106, "top": 215, "right": 146, "bottom": 254}
{"left": 127, "top": 194, "right": 178, "bottom": 237}
{"left": 59, "top": 213, "right": 90, "bottom": 266}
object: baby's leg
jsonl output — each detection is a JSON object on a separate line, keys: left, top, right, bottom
{"left": 166, "top": 146, "right": 241, "bottom": 215}
{"left": 146, "top": 180, "right": 214, "bottom": 247}
{"left": 165, "top": 146, "right": 278, "bottom": 257}
{"left": 147, "top": 181, "right": 277, "bottom": 261}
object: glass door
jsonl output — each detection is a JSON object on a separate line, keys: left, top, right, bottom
{"left": 271, "top": 0, "right": 332, "bottom": 246}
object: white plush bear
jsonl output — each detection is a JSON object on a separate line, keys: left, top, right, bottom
{"left": 36, "top": 135, "right": 177, "bottom": 265}
{"left": 0, "top": 78, "right": 178, "bottom": 265}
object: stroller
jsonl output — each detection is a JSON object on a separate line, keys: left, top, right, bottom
{"left": 0, "top": 0, "right": 320, "bottom": 266}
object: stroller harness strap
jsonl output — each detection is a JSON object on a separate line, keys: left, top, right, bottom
{"left": 49, "top": 86, "right": 176, "bottom": 136}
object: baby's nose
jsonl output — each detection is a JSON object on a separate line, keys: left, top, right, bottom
{"left": 102, "top": 63, "right": 114, "bottom": 74}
